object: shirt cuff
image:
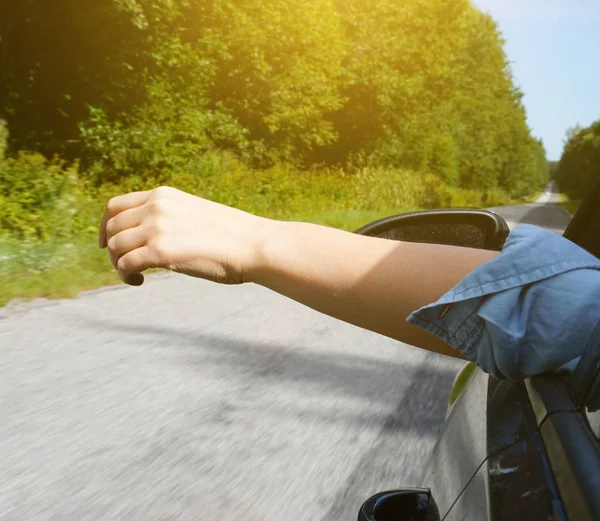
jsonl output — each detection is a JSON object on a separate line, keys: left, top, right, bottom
{"left": 407, "top": 224, "right": 600, "bottom": 380}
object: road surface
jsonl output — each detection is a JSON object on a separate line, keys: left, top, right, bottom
{"left": 489, "top": 182, "right": 572, "bottom": 233}
{"left": 0, "top": 185, "right": 572, "bottom": 521}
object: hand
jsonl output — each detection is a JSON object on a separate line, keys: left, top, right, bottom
{"left": 99, "top": 186, "right": 269, "bottom": 286}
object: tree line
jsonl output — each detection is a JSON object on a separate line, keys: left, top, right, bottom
{"left": 556, "top": 120, "right": 600, "bottom": 200}
{"left": 1, "top": 0, "right": 548, "bottom": 196}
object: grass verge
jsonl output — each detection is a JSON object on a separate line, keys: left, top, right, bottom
{"left": 555, "top": 193, "right": 582, "bottom": 216}
{"left": 0, "top": 208, "right": 409, "bottom": 307}
{"left": 0, "top": 240, "right": 120, "bottom": 307}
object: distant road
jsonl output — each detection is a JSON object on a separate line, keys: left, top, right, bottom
{"left": 489, "top": 181, "right": 572, "bottom": 233}
{"left": 0, "top": 183, "right": 571, "bottom": 521}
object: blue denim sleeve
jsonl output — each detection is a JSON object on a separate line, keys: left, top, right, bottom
{"left": 407, "top": 224, "right": 600, "bottom": 380}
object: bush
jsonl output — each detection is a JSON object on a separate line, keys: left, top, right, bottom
{"left": 0, "top": 140, "right": 529, "bottom": 307}
{"left": 418, "top": 173, "right": 453, "bottom": 209}
{"left": 0, "top": 152, "right": 86, "bottom": 240}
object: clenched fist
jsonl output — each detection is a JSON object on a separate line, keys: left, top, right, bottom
{"left": 99, "top": 186, "right": 270, "bottom": 286}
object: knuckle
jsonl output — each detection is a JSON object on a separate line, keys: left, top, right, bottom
{"left": 117, "top": 255, "right": 127, "bottom": 271}
{"left": 106, "top": 197, "right": 120, "bottom": 214}
{"left": 151, "top": 239, "right": 169, "bottom": 264}
{"left": 118, "top": 253, "right": 133, "bottom": 272}
{"left": 105, "top": 217, "right": 116, "bottom": 237}
{"left": 147, "top": 197, "right": 168, "bottom": 215}
{"left": 148, "top": 217, "right": 166, "bottom": 237}
{"left": 154, "top": 186, "right": 174, "bottom": 196}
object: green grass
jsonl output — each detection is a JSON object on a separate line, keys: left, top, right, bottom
{"left": 527, "top": 190, "right": 546, "bottom": 203}
{"left": 0, "top": 239, "right": 121, "bottom": 307}
{"left": 555, "top": 193, "right": 582, "bottom": 215}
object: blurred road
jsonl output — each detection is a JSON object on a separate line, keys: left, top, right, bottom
{"left": 489, "top": 181, "right": 572, "bottom": 233}
{"left": 0, "top": 184, "right": 572, "bottom": 521}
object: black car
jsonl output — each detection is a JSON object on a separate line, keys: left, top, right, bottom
{"left": 352, "top": 182, "right": 600, "bottom": 521}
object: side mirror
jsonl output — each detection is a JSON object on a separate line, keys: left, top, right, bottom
{"left": 357, "top": 489, "right": 440, "bottom": 521}
{"left": 354, "top": 209, "right": 510, "bottom": 251}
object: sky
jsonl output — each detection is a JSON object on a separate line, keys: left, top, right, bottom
{"left": 472, "top": 0, "right": 600, "bottom": 160}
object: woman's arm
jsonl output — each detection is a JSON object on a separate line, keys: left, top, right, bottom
{"left": 100, "top": 186, "right": 498, "bottom": 358}
{"left": 251, "top": 220, "right": 497, "bottom": 358}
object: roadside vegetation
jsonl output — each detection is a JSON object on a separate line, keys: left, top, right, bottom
{"left": 555, "top": 193, "right": 582, "bottom": 216}
{"left": 1, "top": 0, "right": 550, "bottom": 306}
{"left": 555, "top": 120, "right": 600, "bottom": 215}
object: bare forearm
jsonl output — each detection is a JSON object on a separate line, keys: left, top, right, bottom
{"left": 250, "top": 220, "right": 498, "bottom": 358}
{"left": 99, "top": 187, "right": 497, "bottom": 358}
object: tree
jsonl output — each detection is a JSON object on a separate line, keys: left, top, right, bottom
{"left": 557, "top": 120, "right": 600, "bottom": 199}
{"left": 1, "top": 0, "right": 548, "bottom": 195}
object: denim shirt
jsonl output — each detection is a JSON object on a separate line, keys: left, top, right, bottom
{"left": 407, "top": 224, "right": 600, "bottom": 380}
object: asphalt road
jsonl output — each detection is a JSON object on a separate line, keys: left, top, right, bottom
{"left": 0, "top": 185, "right": 572, "bottom": 521}
{"left": 489, "top": 182, "right": 572, "bottom": 233}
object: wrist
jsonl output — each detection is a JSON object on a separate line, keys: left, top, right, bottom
{"left": 243, "top": 216, "right": 285, "bottom": 285}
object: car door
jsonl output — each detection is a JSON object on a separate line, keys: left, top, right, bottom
{"left": 353, "top": 182, "right": 600, "bottom": 521}
{"left": 421, "top": 182, "right": 600, "bottom": 521}
{"left": 418, "top": 371, "right": 570, "bottom": 520}
{"left": 541, "top": 178, "right": 600, "bottom": 520}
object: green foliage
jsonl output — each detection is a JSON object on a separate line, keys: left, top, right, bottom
{"left": 0, "top": 139, "right": 530, "bottom": 306}
{"left": 0, "top": 236, "right": 120, "bottom": 307}
{"left": 79, "top": 93, "right": 240, "bottom": 183}
{"left": 324, "top": 2, "right": 549, "bottom": 196}
{"left": 1, "top": 0, "right": 547, "bottom": 194}
{"left": 0, "top": 153, "right": 84, "bottom": 240}
{"left": 0, "top": 143, "right": 519, "bottom": 245}
{"left": 0, "top": 0, "right": 555, "bottom": 307}
{"left": 556, "top": 120, "right": 600, "bottom": 200}
{"left": 201, "top": 0, "right": 346, "bottom": 162}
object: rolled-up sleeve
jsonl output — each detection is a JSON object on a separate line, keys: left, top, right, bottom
{"left": 407, "top": 224, "right": 600, "bottom": 380}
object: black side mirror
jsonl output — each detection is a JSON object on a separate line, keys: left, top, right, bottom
{"left": 357, "top": 489, "right": 440, "bottom": 521}
{"left": 354, "top": 209, "right": 510, "bottom": 251}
